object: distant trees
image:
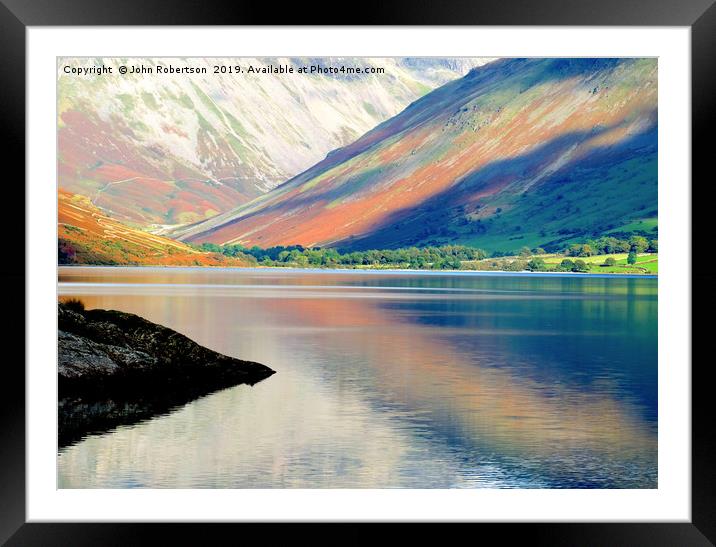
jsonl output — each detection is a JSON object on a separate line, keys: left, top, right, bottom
{"left": 553, "top": 258, "right": 588, "bottom": 272}
{"left": 555, "top": 258, "right": 588, "bottom": 272}
{"left": 590, "top": 236, "right": 631, "bottom": 254}
{"left": 565, "top": 235, "right": 657, "bottom": 256}
{"left": 566, "top": 244, "right": 580, "bottom": 257}
{"left": 192, "top": 242, "right": 489, "bottom": 270}
{"left": 188, "top": 230, "right": 658, "bottom": 274}
{"left": 526, "top": 258, "right": 547, "bottom": 271}
{"left": 505, "top": 260, "right": 527, "bottom": 271}
{"left": 566, "top": 243, "right": 594, "bottom": 257}
{"left": 629, "top": 236, "right": 649, "bottom": 253}
{"left": 432, "top": 256, "right": 462, "bottom": 270}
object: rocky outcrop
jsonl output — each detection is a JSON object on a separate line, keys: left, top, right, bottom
{"left": 58, "top": 302, "right": 275, "bottom": 447}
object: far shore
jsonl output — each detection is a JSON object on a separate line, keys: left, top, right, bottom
{"left": 57, "top": 264, "right": 657, "bottom": 278}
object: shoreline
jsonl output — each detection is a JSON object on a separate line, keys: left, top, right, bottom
{"left": 57, "top": 264, "right": 658, "bottom": 279}
{"left": 58, "top": 302, "right": 275, "bottom": 448}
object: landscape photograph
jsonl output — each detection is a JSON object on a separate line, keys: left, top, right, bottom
{"left": 57, "top": 56, "right": 658, "bottom": 488}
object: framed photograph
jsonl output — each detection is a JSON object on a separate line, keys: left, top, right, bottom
{"left": 3, "top": 0, "right": 714, "bottom": 543}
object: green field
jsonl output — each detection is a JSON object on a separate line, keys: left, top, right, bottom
{"left": 541, "top": 252, "right": 657, "bottom": 274}
{"left": 462, "top": 252, "right": 657, "bottom": 274}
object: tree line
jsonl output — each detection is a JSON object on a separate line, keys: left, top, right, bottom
{"left": 192, "top": 233, "right": 656, "bottom": 272}
{"left": 193, "top": 243, "right": 488, "bottom": 270}
{"left": 562, "top": 235, "right": 657, "bottom": 257}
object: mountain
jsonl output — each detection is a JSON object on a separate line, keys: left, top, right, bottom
{"left": 58, "top": 190, "right": 253, "bottom": 266}
{"left": 58, "top": 57, "right": 491, "bottom": 229}
{"left": 179, "top": 58, "right": 658, "bottom": 253}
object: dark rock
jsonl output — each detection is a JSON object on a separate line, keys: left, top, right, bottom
{"left": 58, "top": 302, "right": 275, "bottom": 448}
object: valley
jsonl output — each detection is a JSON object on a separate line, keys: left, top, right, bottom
{"left": 58, "top": 57, "right": 488, "bottom": 227}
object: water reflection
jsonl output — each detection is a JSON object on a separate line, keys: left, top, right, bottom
{"left": 57, "top": 267, "right": 657, "bottom": 488}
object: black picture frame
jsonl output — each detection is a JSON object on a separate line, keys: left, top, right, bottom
{"left": 2, "top": 0, "right": 713, "bottom": 543}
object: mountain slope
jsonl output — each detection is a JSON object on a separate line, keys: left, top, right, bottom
{"left": 180, "top": 58, "right": 657, "bottom": 252}
{"left": 58, "top": 57, "right": 490, "bottom": 229}
{"left": 58, "top": 190, "right": 253, "bottom": 266}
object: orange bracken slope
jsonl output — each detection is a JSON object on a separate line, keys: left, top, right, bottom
{"left": 58, "top": 190, "right": 254, "bottom": 266}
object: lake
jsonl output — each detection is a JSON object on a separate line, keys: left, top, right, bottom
{"left": 57, "top": 267, "right": 657, "bottom": 488}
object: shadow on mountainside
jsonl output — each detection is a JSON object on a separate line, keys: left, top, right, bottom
{"left": 333, "top": 121, "right": 657, "bottom": 251}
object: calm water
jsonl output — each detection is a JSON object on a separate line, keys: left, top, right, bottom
{"left": 57, "top": 267, "right": 657, "bottom": 489}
